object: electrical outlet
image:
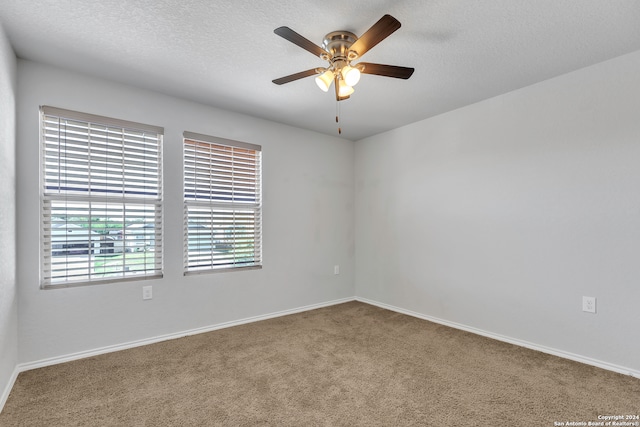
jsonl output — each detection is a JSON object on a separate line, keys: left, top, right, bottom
{"left": 142, "top": 285, "right": 153, "bottom": 300}
{"left": 334, "top": 265, "right": 340, "bottom": 275}
{"left": 582, "top": 296, "right": 596, "bottom": 313}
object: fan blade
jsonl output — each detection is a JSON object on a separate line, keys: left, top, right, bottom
{"left": 349, "top": 15, "right": 401, "bottom": 58}
{"left": 274, "top": 27, "right": 329, "bottom": 58}
{"left": 358, "top": 62, "right": 415, "bottom": 79}
{"left": 272, "top": 68, "right": 319, "bottom": 85}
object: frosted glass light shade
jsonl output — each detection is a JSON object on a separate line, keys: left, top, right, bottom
{"left": 315, "top": 70, "right": 334, "bottom": 92}
{"left": 342, "top": 66, "right": 361, "bottom": 86}
{"left": 338, "top": 79, "right": 354, "bottom": 97}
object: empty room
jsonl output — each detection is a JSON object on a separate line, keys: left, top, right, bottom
{"left": 1, "top": 1, "right": 639, "bottom": 425}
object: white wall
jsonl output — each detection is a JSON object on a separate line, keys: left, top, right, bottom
{"left": 0, "top": 22, "right": 18, "bottom": 407}
{"left": 12, "top": 40, "right": 640, "bottom": 387}
{"left": 16, "top": 60, "right": 355, "bottom": 364}
{"left": 355, "top": 50, "right": 640, "bottom": 373}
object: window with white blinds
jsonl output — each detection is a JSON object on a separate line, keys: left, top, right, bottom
{"left": 41, "top": 106, "right": 163, "bottom": 287}
{"left": 183, "top": 132, "right": 262, "bottom": 273}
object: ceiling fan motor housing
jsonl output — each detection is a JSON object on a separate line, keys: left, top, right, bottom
{"left": 321, "top": 31, "right": 359, "bottom": 63}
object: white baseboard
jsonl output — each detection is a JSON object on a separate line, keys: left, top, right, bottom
{"left": 17, "top": 297, "right": 356, "bottom": 373}
{"left": 0, "top": 365, "right": 20, "bottom": 415}
{"left": 356, "top": 296, "right": 640, "bottom": 380}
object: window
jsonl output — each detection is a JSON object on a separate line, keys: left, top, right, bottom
{"left": 41, "top": 106, "right": 163, "bottom": 287}
{"left": 183, "top": 132, "right": 262, "bottom": 273}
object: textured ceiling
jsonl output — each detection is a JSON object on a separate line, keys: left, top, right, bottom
{"left": 1, "top": 1, "right": 640, "bottom": 141}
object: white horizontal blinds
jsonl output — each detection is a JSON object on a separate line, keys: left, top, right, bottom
{"left": 183, "top": 133, "right": 262, "bottom": 273}
{"left": 41, "top": 106, "right": 163, "bottom": 286}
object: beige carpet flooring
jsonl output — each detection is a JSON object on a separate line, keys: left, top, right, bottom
{"left": 1, "top": 301, "right": 638, "bottom": 426}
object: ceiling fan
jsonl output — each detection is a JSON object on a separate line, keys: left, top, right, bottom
{"left": 272, "top": 14, "right": 415, "bottom": 102}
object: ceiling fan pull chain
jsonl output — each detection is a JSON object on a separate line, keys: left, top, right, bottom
{"left": 336, "top": 100, "right": 342, "bottom": 134}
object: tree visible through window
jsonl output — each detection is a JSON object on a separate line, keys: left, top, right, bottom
{"left": 41, "top": 106, "right": 163, "bottom": 287}
{"left": 183, "top": 132, "right": 262, "bottom": 273}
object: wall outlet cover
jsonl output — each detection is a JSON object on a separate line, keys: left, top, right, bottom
{"left": 582, "top": 296, "right": 596, "bottom": 313}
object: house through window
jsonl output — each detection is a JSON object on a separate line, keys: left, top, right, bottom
{"left": 183, "top": 131, "right": 262, "bottom": 274}
{"left": 41, "top": 106, "right": 163, "bottom": 287}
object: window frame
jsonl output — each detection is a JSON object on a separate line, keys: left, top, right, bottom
{"left": 40, "top": 106, "right": 164, "bottom": 288}
{"left": 183, "top": 131, "right": 262, "bottom": 275}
